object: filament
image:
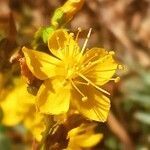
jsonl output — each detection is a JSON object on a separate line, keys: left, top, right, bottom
{"left": 56, "top": 37, "right": 61, "bottom": 49}
{"left": 81, "top": 28, "right": 92, "bottom": 55}
{"left": 84, "top": 68, "right": 117, "bottom": 76}
{"left": 78, "top": 73, "right": 110, "bottom": 95}
{"left": 83, "top": 53, "right": 98, "bottom": 66}
{"left": 75, "top": 27, "right": 82, "bottom": 41}
{"left": 75, "top": 81, "right": 90, "bottom": 85}
{"left": 80, "top": 54, "right": 111, "bottom": 74}
{"left": 70, "top": 80, "right": 87, "bottom": 101}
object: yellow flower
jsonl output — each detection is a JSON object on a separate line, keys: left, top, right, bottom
{"left": 22, "top": 28, "right": 119, "bottom": 122}
{"left": 67, "top": 124, "right": 103, "bottom": 150}
{"left": 0, "top": 78, "right": 45, "bottom": 142}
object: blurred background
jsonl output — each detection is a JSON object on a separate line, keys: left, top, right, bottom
{"left": 0, "top": 0, "right": 150, "bottom": 149}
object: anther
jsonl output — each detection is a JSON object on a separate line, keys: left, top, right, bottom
{"left": 62, "top": 80, "right": 68, "bottom": 86}
{"left": 75, "top": 27, "right": 82, "bottom": 41}
{"left": 114, "top": 77, "right": 120, "bottom": 83}
{"left": 82, "top": 96, "right": 88, "bottom": 102}
{"left": 86, "top": 54, "right": 89, "bottom": 57}
{"left": 87, "top": 61, "right": 92, "bottom": 66}
{"left": 95, "top": 53, "right": 98, "bottom": 56}
{"left": 80, "top": 28, "right": 92, "bottom": 56}
{"left": 109, "top": 51, "right": 115, "bottom": 55}
{"left": 56, "top": 36, "right": 61, "bottom": 48}
{"left": 78, "top": 27, "right": 82, "bottom": 32}
{"left": 75, "top": 67, "right": 79, "bottom": 71}
{"left": 118, "top": 65, "right": 124, "bottom": 70}
{"left": 81, "top": 64, "right": 85, "bottom": 68}
{"left": 70, "top": 33, "right": 74, "bottom": 37}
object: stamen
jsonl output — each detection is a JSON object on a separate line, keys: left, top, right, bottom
{"left": 75, "top": 27, "right": 82, "bottom": 41}
{"left": 94, "top": 68, "right": 117, "bottom": 72}
{"left": 108, "top": 51, "right": 115, "bottom": 55}
{"left": 70, "top": 33, "right": 74, "bottom": 37}
{"left": 81, "top": 50, "right": 116, "bottom": 74}
{"left": 70, "top": 80, "right": 85, "bottom": 97}
{"left": 98, "top": 77, "right": 120, "bottom": 83}
{"left": 83, "top": 68, "right": 117, "bottom": 75}
{"left": 64, "top": 44, "right": 69, "bottom": 57}
{"left": 64, "top": 33, "right": 74, "bottom": 57}
{"left": 56, "top": 37, "right": 61, "bottom": 48}
{"left": 114, "top": 77, "right": 120, "bottom": 83}
{"left": 72, "top": 45, "right": 78, "bottom": 57}
{"left": 83, "top": 52, "right": 98, "bottom": 66}
{"left": 86, "top": 53, "right": 89, "bottom": 57}
{"left": 88, "top": 55, "right": 110, "bottom": 66}
{"left": 75, "top": 81, "right": 90, "bottom": 85}
{"left": 82, "top": 96, "right": 88, "bottom": 102}
{"left": 78, "top": 73, "right": 110, "bottom": 95}
{"left": 118, "top": 64, "right": 126, "bottom": 70}
{"left": 81, "top": 28, "right": 92, "bottom": 55}
{"left": 79, "top": 55, "right": 111, "bottom": 74}
{"left": 70, "top": 79, "right": 88, "bottom": 101}
{"left": 85, "top": 75, "right": 120, "bottom": 83}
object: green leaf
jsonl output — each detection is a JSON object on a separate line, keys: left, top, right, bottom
{"left": 32, "top": 27, "right": 55, "bottom": 49}
{"left": 134, "top": 112, "right": 150, "bottom": 125}
{"left": 42, "top": 27, "right": 55, "bottom": 43}
{"left": 0, "top": 133, "right": 12, "bottom": 150}
{"left": 105, "top": 136, "right": 120, "bottom": 150}
{"left": 128, "top": 94, "right": 150, "bottom": 108}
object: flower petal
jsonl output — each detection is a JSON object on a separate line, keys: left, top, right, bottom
{"left": 48, "top": 29, "right": 80, "bottom": 59}
{"left": 23, "top": 106, "right": 46, "bottom": 142}
{"left": 67, "top": 124, "right": 102, "bottom": 149}
{"left": 37, "top": 78, "right": 71, "bottom": 114}
{"left": 74, "top": 134, "right": 102, "bottom": 148}
{"left": 1, "top": 80, "right": 35, "bottom": 126}
{"left": 83, "top": 47, "right": 118, "bottom": 85}
{"left": 72, "top": 85, "right": 110, "bottom": 122}
{"left": 22, "top": 47, "right": 60, "bottom": 80}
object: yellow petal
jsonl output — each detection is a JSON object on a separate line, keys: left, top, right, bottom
{"left": 1, "top": 79, "right": 35, "bottom": 126}
{"left": 1, "top": 96, "right": 23, "bottom": 125}
{"left": 48, "top": 29, "right": 80, "bottom": 59}
{"left": 22, "top": 47, "right": 60, "bottom": 80}
{"left": 74, "top": 134, "right": 102, "bottom": 148}
{"left": 83, "top": 47, "right": 118, "bottom": 85}
{"left": 23, "top": 106, "right": 46, "bottom": 142}
{"left": 72, "top": 85, "right": 110, "bottom": 122}
{"left": 37, "top": 78, "right": 71, "bottom": 114}
{"left": 67, "top": 124, "right": 102, "bottom": 149}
